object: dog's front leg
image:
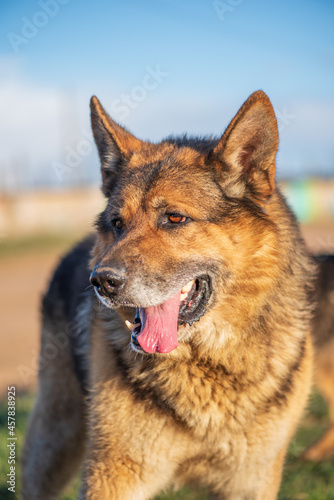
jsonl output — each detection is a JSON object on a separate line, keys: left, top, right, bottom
{"left": 77, "top": 427, "right": 183, "bottom": 500}
{"left": 77, "top": 385, "right": 185, "bottom": 500}
{"left": 78, "top": 454, "right": 162, "bottom": 500}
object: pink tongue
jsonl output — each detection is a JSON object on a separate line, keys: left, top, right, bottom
{"left": 137, "top": 291, "right": 180, "bottom": 353}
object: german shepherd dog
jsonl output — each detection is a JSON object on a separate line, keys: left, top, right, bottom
{"left": 22, "top": 91, "right": 316, "bottom": 500}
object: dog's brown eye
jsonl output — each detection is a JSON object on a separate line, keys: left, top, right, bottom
{"left": 114, "top": 220, "right": 124, "bottom": 231}
{"left": 169, "top": 215, "right": 187, "bottom": 224}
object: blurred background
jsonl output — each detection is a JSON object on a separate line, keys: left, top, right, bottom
{"left": 0, "top": 0, "right": 333, "bottom": 397}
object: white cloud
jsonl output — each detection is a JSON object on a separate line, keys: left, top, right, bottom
{"left": 276, "top": 100, "right": 334, "bottom": 176}
{"left": 0, "top": 56, "right": 333, "bottom": 190}
{"left": 0, "top": 58, "right": 90, "bottom": 190}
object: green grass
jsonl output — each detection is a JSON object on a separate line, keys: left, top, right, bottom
{"left": 0, "top": 392, "right": 31, "bottom": 500}
{"left": 279, "top": 392, "right": 334, "bottom": 500}
{"left": 0, "top": 391, "right": 333, "bottom": 499}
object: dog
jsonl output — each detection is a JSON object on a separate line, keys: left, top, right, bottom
{"left": 22, "top": 91, "right": 316, "bottom": 500}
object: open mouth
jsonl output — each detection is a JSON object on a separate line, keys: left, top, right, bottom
{"left": 125, "top": 275, "right": 211, "bottom": 354}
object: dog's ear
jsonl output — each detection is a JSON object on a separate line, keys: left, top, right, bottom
{"left": 213, "top": 90, "right": 279, "bottom": 203}
{"left": 90, "top": 96, "right": 143, "bottom": 196}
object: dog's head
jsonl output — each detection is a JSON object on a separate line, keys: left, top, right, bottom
{"left": 89, "top": 91, "right": 279, "bottom": 354}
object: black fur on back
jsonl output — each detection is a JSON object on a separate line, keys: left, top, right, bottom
{"left": 42, "top": 234, "right": 96, "bottom": 393}
{"left": 313, "top": 255, "right": 334, "bottom": 347}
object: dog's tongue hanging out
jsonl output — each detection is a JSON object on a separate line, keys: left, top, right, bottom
{"left": 137, "top": 291, "right": 180, "bottom": 353}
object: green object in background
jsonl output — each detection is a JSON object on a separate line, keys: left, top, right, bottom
{"left": 283, "top": 180, "right": 317, "bottom": 223}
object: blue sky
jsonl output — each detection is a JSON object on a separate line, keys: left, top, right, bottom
{"left": 0, "top": 0, "right": 333, "bottom": 190}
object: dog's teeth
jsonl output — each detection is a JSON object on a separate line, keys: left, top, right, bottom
{"left": 180, "top": 279, "right": 195, "bottom": 301}
{"left": 125, "top": 320, "right": 140, "bottom": 331}
{"left": 181, "top": 280, "right": 195, "bottom": 294}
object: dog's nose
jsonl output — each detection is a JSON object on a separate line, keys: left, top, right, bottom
{"left": 90, "top": 266, "right": 126, "bottom": 297}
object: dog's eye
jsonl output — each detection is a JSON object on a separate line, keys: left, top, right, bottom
{"left": 168, "top": 214, "right": 187, "bottom": 224}
{"left": 112, "top": 219, "right": 124, "bottom": 233}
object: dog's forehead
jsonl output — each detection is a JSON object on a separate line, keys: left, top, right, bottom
{"left": 115, "top": 144, "right": 221, "bottom": 219}
{"left": 129, "top": 142, "right": 177, "bottom": 166}
{"left": 125, "top": 144, "right": 211, "bottom": 191}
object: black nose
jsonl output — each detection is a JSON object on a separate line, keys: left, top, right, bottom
{"left": 90, "top": 266, "right": 127, "bottom": 297}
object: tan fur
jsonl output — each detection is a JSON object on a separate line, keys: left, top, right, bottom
{"left": 79, "top": 306, "right": 313, "bottom": 499}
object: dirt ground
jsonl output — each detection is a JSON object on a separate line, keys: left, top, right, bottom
{"left": 0, "top": 224, "right": 333, "bottom": 396}
{"left": 0, "top": 249, "right": 64, "bottom": 396}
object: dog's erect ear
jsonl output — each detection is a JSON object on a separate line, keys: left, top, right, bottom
{"left": 90, "top": 96, "right": 143, "bottom": 196}
{"left": 213, "top": 90, "right": 279, "bottom": 203}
